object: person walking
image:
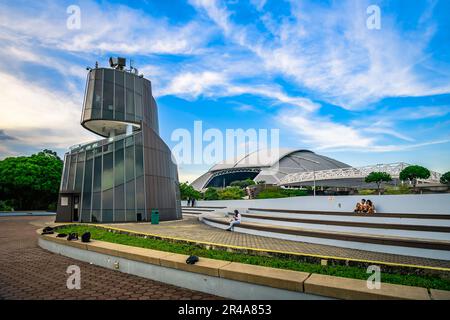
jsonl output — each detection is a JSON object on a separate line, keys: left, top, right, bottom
{"left": 226, "top": 210, "right": 241, "bottom": 232}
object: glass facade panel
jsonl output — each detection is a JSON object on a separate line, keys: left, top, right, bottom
{"left": 103, "top": 209, "right": 113, "bottom": 222}
{"left": 62, "top": 154, "right": 70, "bottom": 190}
{"left": 92, "top": 210, "right": 101, "bottom": 223}
{"left": 102, "top": 151, "right": 113, "bottom": 191}
{"left": 135, "top": 94, "right": 142, "bottom": 120}
{"left": 126, "top": 180, "right": 135, "bottom": 212}
{"left": 126, "top": 88, "right": 135, "bottom": 121}
{"left": 74, "top": 159, "right": 84, "bottom": 191}
{"left": 93, "top": 70, "right": 103, "bottom": 111}
{"left": 135, "top": 145, "right": 143, "bottom": 177}
{"left": 93, "top": 155, "right": 102, "bottom": 192}
{"left": 135, "top": 132, "right": 143, "bottom": 146}
{"left": 92, "top": 192, "right": 101, "bottom": 210}
{"left": 82, "top": 159, "right": 93, "bottom": 211}
{"left": 103, "top": 69, "right": 114, "bottom": 119}
{"left": 115, "top": 209, "right": 125, "bottom": 222}
{"left": 114, "top": 185, "right": 125, "bottom": 210}
{"left": 126, "top": 210, "right": 136, "bottom": 222}
{"left": 125, "top": 145, "right": 134, "bottom": 182}
{"left": 68, "top": 154, "right": 77, "bottom": 190}
{"left": 102, "top": 188, "right": 113, "bottom": 210}
{"left": 125, "top": 135, "right": 134, "bottom": 147}
{"left": 125, "top": 72, "right": 134, "bottom": 90}
{"left": 115, "top": 76, "right": 125, "bottom": 121}
{"left": 136, "top": 176, "right": 145, "bottom": 211}
{"left": 80, "top": 210, "right": 91, "bottom": 223}
{"left": 92, "top": 108, "right": 101, "bottom": 118}
{"left": 85, "top": 78, "right": 94, "bottom": 110}
{"left": 114, "top": 146, "right": 124, "bottom": 186}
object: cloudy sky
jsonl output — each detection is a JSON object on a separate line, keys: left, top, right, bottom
{"left": 0, "top": 0, "right": 449, "bottom": 182}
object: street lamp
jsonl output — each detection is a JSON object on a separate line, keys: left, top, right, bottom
{"left": 313, "top": 171, "right": 316, "bottom": 197}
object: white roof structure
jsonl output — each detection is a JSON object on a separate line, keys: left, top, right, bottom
{"left": 190, "top": 148, "right": 350, "bottom": 190}
{"left": 280, "top": 162, "right": 442, "bottom": 187}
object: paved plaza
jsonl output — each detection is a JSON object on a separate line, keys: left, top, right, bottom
{"left": 0, "top": 216, "right": 220, "bottom": 300}
{"left": 107, "top": 216, "right": 450, "bottom": 269}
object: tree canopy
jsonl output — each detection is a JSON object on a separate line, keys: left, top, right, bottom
{"left": 179, "top": 182, "right": 201, "bottom": 200}
{"left": 440, "top": 172, "right": 450, "bottom": 185}
{"left": 0, "top": 150, "right": 63, "bottom": 210}
{"left": 203, "top": 187, "right": 219, "bottom": 200}
{"left": 365, "top": 171, "right": 392, "bottom": 194}
{"left": 229, "top": 178, "right": 256, "bottom": 189}
{"left": 399, "top": 165, "right": 430, "bottom": 190}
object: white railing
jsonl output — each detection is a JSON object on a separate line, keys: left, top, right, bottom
{"left": 280, "top": 162, "right": 442, "bottom": 185}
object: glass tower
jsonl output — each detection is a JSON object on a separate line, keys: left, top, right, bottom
{"left": 56, "top": 58, "right": 181, "bottom": 223}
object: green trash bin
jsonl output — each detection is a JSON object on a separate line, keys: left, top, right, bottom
{"left": 151, "top": 209, "right": 159, "bottom": 225}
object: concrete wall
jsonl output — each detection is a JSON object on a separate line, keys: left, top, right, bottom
{"left": 184, "top": 194, "right": 450, "bottom": 215}
{"left": 39, "top": 237, "right": 327, "bottom": 300}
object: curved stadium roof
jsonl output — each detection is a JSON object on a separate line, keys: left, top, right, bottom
{"left": 190, "top": 148, "right": 351, "bottom": 190}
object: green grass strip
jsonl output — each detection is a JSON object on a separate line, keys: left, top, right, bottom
{"left": 57, "top": 225, "right": 450, "bottom": 291}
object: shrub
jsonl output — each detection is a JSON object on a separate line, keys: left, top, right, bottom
{"left": 47, "top": 202, "right": 57, "bottom": 212}
{"left": 256, "top": 187, "right": 307, "bottom": 199}
{"left": 218, "top": 187, "right": 245, "bottom": 200}
{"left": 358, "top": 189, "right": 376, "bottom": 195}
{"left": 0, "top": 200, "right": 13, "bottom": 211}
{"left": 203, "top": 187, "right": 219, "bottom": 200}
{"left": 384, "top": 185, "right": 411, "bottom": 195}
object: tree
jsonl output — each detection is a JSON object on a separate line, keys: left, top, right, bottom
{"left": 0, "top": 150, "right": 63, "bottom": 210}
{"left": 399, "top": 165, "right": 430, "bottom": 192}
{"left": 440, "top": 172, "right": 450, "bottom": 185}
{"left": 365, "top": 172, "right": 392, "bottom": 195}
{"left": 179, "top": 182, "right": 201, "bottom": 200}
{"left": 230, "top": 179, "right": 256, "bottom": 189}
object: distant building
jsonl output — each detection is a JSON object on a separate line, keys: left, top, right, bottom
{"left": 190, "top": 149, "right": 350, "bottom": 190}
{"left": 56, "top": 58, "right": 181, "bottom": 223}
{"left": 190, "top": 149, "right": 442, "bottom": 191}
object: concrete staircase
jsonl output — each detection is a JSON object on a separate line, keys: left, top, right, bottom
{"left": 200, "top": 207, "right": 450, "bottom": 261}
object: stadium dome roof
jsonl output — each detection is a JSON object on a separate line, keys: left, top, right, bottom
{"left": 190, "top": 148, "right": 350, "bottom": 190}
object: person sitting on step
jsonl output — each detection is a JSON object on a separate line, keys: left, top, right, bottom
{"left": 354, "top": 199, "right": 366, "bottom": 213}
{"left": 226, "top": 210, "right": 241, "bottom": 232}
{"left": 366, "top": 200, "right": 376, "bottom": 214}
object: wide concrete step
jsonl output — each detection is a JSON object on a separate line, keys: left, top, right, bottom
{"left": 230, "top": 213, "right": 450, "bottom": 233}
{"left": 202, "top": 215, "right": 450, "bottom": 260}
{"left": 181, "top": 208, "right": 216, "bottom": 212}
{"left": 247, "top": 210, "right": 450, "bottom": 229}
{"left": 249, "top": 208, "right": 450, "bottom": 220}
{"left": 182, "top": 211, "right": 206, "bottom": 215}
{"left": 182, "top": 206, "right": 226, "bottom": 210}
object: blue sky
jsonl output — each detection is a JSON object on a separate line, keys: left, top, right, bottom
{"left": 0, "top": 0, "right": 449, "bottom": 182}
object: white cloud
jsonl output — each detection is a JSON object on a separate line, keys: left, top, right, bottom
{"left": 189, "top": 0, "right": 450, "bottom": 109}
{"left": 159, "top": 69, "right": 320, "bottom": 111}
{"left": 0, "top": 1, "right": 212, "bottom": 56}
{"left": 0, "top": 70, "right": 97, "bottom": 157}
{"left": 161, "top": 71, "right": 226, "bottom": 98}
{"left": 277, "top": 110, "right": 374, "bottom": 150}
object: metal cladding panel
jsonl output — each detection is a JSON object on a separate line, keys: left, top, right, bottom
{"left": 81, "top": 68, "right": 158, "bottom": 137}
